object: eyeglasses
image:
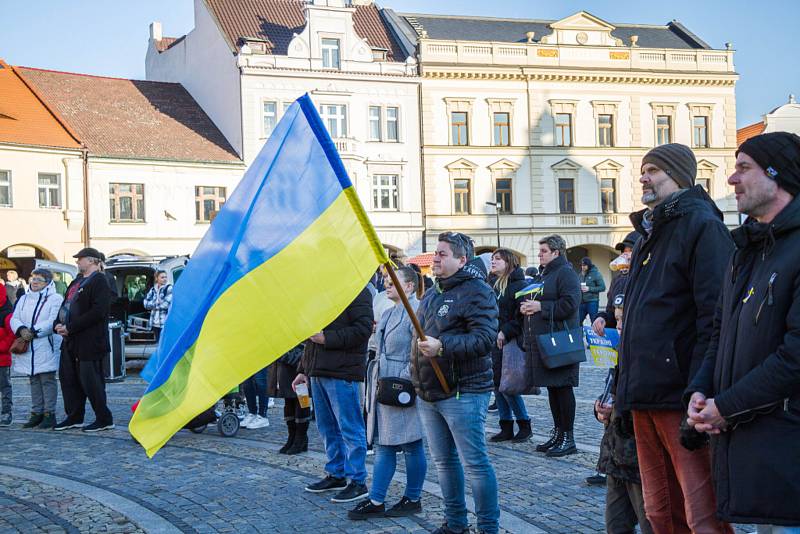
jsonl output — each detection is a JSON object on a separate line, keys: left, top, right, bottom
{"left": 30, "top": 278, "right": 46, "bottom": 283}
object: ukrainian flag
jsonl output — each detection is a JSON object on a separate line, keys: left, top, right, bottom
{"left": 130, "top": 94, "right": 389, "bottom": 456}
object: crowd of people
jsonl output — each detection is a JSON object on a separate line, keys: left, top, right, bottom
{"left": 1, "top": 132, "right": 799, "bottom": 533}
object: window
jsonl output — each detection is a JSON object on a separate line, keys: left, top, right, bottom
{"left": 368, "top": 106, "right": 381, "bottom": 141}
{"left": 371, "top": 175, "right": 398, "bottom": 210}
{"left": 386, "top": 107, "right": 399, "bottom": 142}
{"left": 558, "top": 178, "right": 575, "bottom": 214}
{"left": 0, "top": 170, "right": 11, "bottom": 207}
{"left": 598, "top": 114, "right": 614, "bottom": 147}
{"left": 555, "top": 113, "right": 572, "bottom": 147}
{"left": 109, "top": 183, "right": 145, "bottom": 222}
{"left": 262, "top": 101, "right": 277, "bottom": 138}
{"left": 496, "top": 178, "right": 512, "bottom": 214}
{"left": 656, "top": 115, "right": 671, "bottom": 145}
{"left": 195, "top": 186, "right": 226, "bottom": 223}
{"left": 696, "top": 177, "right": 710, "bottom": 193}
{"left": 493, "top": 112, "right": 510, "bottom": 146}
{"left": 453, "top": 179, "right": 471, "bottom": 214}
{"left": 321, "top": 38, "right": 341, "bottom": 69}
{"left": 37, "top": 173, "right": 61, "bottom": 208}
{"left": 693, "top": 116, "right": 709, "bottom": 148}
{"left": 696, "top": 160, "right": 716, "bottom": 195}
{"left": 451, "top": 112, "right": 469, "bottom": 146}
{"left": 601, "top": 178, "right": 617, "bottom": 213}
{"left": 320, "top": 104, "right": 347, "bottom": 138}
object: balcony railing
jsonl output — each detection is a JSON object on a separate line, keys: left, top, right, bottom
{"left": 533, "top": 213, "right": 628, "bottom": 228}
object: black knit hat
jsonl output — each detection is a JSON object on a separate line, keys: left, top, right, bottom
{"left": 737, "top": 132, "right": 800, "bottom": 196}
{"left": 615, "top": 231, "right": 640, "bottom": 252}
{"left": 641, "top": 143, "right": 697, "bottom": 189}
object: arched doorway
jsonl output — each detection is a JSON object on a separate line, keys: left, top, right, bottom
{"left": 567, "top": 243, "right": 619, "bottom": 306}
{"left": 0, "top": 243, "right": 57, "bottom": 281}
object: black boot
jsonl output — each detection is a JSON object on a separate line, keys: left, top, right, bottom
{"left": 489, "top": 420, "right": 514, "bottom": 442}
{"left": 279, "top": 420, "right": 296, "bottom": 454}
{"left": 22, "top": 412, "right": 44, "bottom": 429}
{"left": 286, "top": 422, "right": 308, "bottom": 455}
{"left": 546, "top": 430, "right": 577, "bottom": 457}
{"left": 512, "top": 419, "right": 532, "bottom": 442}
{"left": 535, "top": 427, "right": 561, "bottom": 452}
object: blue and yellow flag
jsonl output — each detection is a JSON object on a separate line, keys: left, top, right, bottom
{"left": 515, "top": 282, "right": 543, "bottom": 300}
{"left": 131, "top": 94, "right": 389, "bottom": 456}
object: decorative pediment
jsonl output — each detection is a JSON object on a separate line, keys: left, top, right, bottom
{"left": 593, "top": 159, "right": 623, "bottom": 171}
{"left": 488, "top": 158, "right": 520, "bottom": 172}
{"left": 551, "top": 158, "right": 581, "bottom": 171}
{"left": 549, "top": 11, "right": 616, "bottom": 32}
{"left": 445, "top": 158, "right": 478, "bottom": 171}
{"left": 542, "top": 11, "right": 621, "bottom": 47}
{"left": 697, "top": 159, "right": 718, "bottom": 170}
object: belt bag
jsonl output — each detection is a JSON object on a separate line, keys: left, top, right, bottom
{"left": 376, "top": 377, "right": 416, "bottom": 408}
{"left": 536, "top": 318, "right": 587, "bottom": 369}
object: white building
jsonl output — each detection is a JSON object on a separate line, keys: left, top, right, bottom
{"left": 738, "top": 94, "right": 800, "bottom": 145}
{"left": 389, "top": 10, "right": 739, "bottom": 277}
{"left": 146, "top": 0, "right": 425, "bottom": 257}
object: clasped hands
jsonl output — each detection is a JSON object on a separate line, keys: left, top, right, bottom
{"left": 687, "top": 392, "right": 728, "bottom": 434}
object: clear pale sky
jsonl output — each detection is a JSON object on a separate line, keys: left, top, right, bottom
{"left": 2, "top": 0, "right": 797, "bottom": 127}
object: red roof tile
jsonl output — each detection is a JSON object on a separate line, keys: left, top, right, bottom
{"left": 18, "top": 67, "right": 241, "bottom": 163}
{"left": 407, "top": 252, "right": 435, "bottom": 268}
{"left": 205, "top": 0, "right": 405, "bottom": 61}
{"left": 155, "top": 36, "right": 185, "bottom": 53}
{"left": 737, "top": 121, "right": 765, "bottom": 146}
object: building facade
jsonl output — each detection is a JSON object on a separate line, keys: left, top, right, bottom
{"left": 146, "top": 0, "right": 425, "bottom": 257}
{"left": 738, "top": 94, "right": 800, "bottom": 145}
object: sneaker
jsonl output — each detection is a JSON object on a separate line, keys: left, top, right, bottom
{"left": 247, "top": 415, "right": 269, "bottom": 429}
{"left": 331, "top": 481, "right": 368, "bottom": 503}
{"left": 0, "top": 413, "right": 11, "bottom": 427}
{"left": 53, "top": 418, "right": 84, "bottom": 431}
{"left": 432, "top": 523, "right": 469, "bottom": 534}
{"left": 385, "top": 496, "right": 422, "bottom": 517}
{"left": 82, "top": 421, "right": 115, "bottom": 432}
{"left": 305, "top": 475, "right": 348, "bottom": 493}
{"left": 585, "top": 473, "right": 606, "bottom": 486}
{"left": 347, "top": 499, "right": 385, "bottom": 520}
{"left": 240, "top": 413, "right": 255, "bottom": 428}
{"left": 487, "top": 402, "right": 498, "bottom": 413}
{"left": 23, "top": 413, "right": 43, "bottom": 428}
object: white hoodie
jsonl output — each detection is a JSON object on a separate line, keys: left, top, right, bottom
{"left": 10, "top": 281, "right": 64, "bottom": 375}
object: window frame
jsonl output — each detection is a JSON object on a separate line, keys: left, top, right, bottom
{"left": 261, "top": 100, "right": 278, "bottom": 139}
{"left": 37, "top": 172, "right": 62, "bottom": 209}
{"left": 319, "top": 103, "right": 348, "bottom": 138}
{"left": 109, "top": 182, "right": 146, "bottom": 223}
{"left": 453, "top": 178, "right": 472, "bottom": 215}
{"left": 558, "top": 178, "right": 575, "bottom": 214}
{"left": 555, "top": 113, "right": 573, "bottom": 147}
{"left": 368, "top": 106, "right": 382, "bottom": 141}
{"left": 600, "top": 177, "right": 617, "bottom": 214}
{"left": 195, "top": 186, "right": 227, "bottom": 223}
{"left": 597, "top": 114, "right": 614, "bottom": 148}
{"left": 493, "top": 112, "right": 511, "bottom": 147}
{"left": 321, "top": 38, "right": 341, "bottom": 70}
{"left": 371, "top": 174, "right": 399, "bottom": 211}
{"left": 451, "top": 111, "right": 469, "bottom": 146}
{"left": 656, "top": 115, "right": 672, "bottom": 145}
{"left": 385, "top": 106, "right": 399, "bottom": 142}
{"left": 0, "top": 170, "right": 12, "bottom": 208}
{"left": 496, "top": 178, "right": 512, "bottom": 214}
{"left": 693, "top": 115, "right": 709, "bottom": 148}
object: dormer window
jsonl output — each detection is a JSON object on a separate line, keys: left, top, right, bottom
{"left": 371, "top": 48, "right": 388, "bottom": 61}
{"left": 322, "top": 38, "right": 341, "bottom": 69}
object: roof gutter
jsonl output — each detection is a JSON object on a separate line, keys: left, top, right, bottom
{"left": 82, "top": 148, "right": 90, "bottom": 247}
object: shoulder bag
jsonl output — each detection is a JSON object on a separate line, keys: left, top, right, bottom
{"left": 536, "top": 316, "right": 587, "bottom": 369}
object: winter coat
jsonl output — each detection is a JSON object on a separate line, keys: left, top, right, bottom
{"left": 491, "top": 267, "right": 528, "bottom": 388}
{"left": 597, "top": 407, "right": 642, "bottom": 484}
{"left": 298, "top": 286, "right": 372, "bottom": 382}
{"left": 522, "top": 254, "right": 582, "bottom": 388}
{"left": 0, "top": 304, "right": 13, "bottom": 367}
{"left": 686, "top": 195, "right": 800, "bottom": 526}
{"left": 10, "top": 282, "right": 64, "bottom": 376}
{"left": 366, "top": 296, "right": 425, "bottom": 446}
{"left": 143, "top": 284, "right": 172, "bottom": 328}
{"left": 268, "top": 345, "right": 304, "bottom": 399}
{"left": 57, "top": 271, "right": 112, "bottom": 361}
{"left": 596, "top": 271, "right": 630, "bottom": 330}
{"left": 579, "top": 265, "right": 606, "bottom": 303}
{"left": 411, "top": 257, "right": 498, "bottom": 402}
{"left": 616, "top": 186, "right": 734, "bottom": 411}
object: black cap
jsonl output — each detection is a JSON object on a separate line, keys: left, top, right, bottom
{"left": 73, "top": 247, "right": 104, "bottom": 260}
{"left": 615, "top": 231, "right": 640, "bottom": 252}
{"left": 737, "top": 132, "right": 800, "bottom": 196}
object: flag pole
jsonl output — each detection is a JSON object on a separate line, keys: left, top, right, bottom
{"left": 384, "top": 263, "right": 451, "bottom": 395}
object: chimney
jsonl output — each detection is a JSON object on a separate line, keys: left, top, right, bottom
{"left": 150, "top": 22, "right": 163, "bottom": 42}
{"left": 526, "top": 31, "right": 536, "bottom": 43}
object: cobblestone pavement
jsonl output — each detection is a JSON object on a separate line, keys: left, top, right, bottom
{"left": 1, "top": 365, "right": 753, "bottom": 533}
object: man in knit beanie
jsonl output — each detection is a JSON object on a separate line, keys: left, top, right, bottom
{"left": 685, "top": 132, "right": 800, "bottom": 529}
{"left": 615, "top": 142, "right": 735, "bottom": 533}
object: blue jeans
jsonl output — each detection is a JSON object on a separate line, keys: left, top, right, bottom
{"left": 370, "top": 440, "right": 427, "bottom": 504}
{"left": 311, "top": 377, "right": 367, "bottom": 484}
{"left": 418, "top": 392, "right": 500, "bottom": 534}
{"left": 579, "top": 300, "right": 599, "bottom": 324}
{"left": 243, "top": 367, "right": 269, "bottom": 417}
{"left": 495, "top": 389, "right": 529, "bottom": 421}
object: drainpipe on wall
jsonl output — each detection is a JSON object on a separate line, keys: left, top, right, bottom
{"left": 81, "top": 148, "right": 90, "bottom": 247}
{"left": 416, "top": 77, "right": 426, "bottom": 252}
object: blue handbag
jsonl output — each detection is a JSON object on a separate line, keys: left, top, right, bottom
{"left": 536, "top": 318, "right": 587, "bottom": 369}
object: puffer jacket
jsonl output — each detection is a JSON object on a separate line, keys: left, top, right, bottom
{"left": 686, "top": 194, "right": 800, "bottom": 526}
{"left": 579, "top": 265, "right": 606, "bottom": 303}
{"left": 411, "top": 257, "right": 498, "bottom": 402}
{"left": 0, "top": 303, "right": 13, "bottom": 367}
{"left": 616, "top": 186, "right": 734, "bottom": 411}
{"left": 11, "top": 281, "right": 64, "bottom": 375}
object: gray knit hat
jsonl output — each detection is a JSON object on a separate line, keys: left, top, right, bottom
{"left": 641, "top": 143, "right": 697, "bottom": 189}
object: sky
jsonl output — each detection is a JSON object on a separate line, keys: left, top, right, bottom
{"left": 1, "top": 0, "right": 797, "bottom": 127}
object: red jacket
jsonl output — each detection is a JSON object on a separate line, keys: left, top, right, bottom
{"left": 0, "top": 290, "right": 14, "bottom": 366}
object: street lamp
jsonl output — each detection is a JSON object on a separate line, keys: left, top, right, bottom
{"left": 486, "top": 201, "right": 501, "bottom": 248}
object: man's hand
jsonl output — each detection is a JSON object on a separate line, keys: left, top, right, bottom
{"left": 496, "top": 331, "right": 506, "bottom": 350}
{"left": 581, "top": 286, "right": 589, "bottom": 293}
{"left": 592, "top": 317, "right": 606, "bottom": 336}
{"left": 688, "top": 393, "right": 727, "bottom": 434}
{"left": 417, "top": 337, "right": 442, "bottom": 358}
{"left": 55, "top": 324, "right": 68, "bottom": 337}
{"left": 291, "top": 373, "right": 308, "bottom": 390}
{"left": 309, "top": 332, "right": 325, "bottom": 345}
{"left": 520, "top": 300, "right": 541, "bottom": 315}
{"left": 595, "top": 400, "right": 612, "bottom": 423}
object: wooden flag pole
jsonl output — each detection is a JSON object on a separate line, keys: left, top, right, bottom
{"left": 383, "top": 263, "right": 451, "bottom": 395}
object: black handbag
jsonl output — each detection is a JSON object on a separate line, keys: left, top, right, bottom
{"left": 536, "top": 318, "right": 587, "bottom": 369}
{"left": 376, "top": 377, "right": 416, "bottom": 408}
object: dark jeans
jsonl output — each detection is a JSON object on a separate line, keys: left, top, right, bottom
{"left": 59, "top": 351, "right": 113, "bottom": 425}
{"left": 579, "top": 301, "right": 600, "bottom": 324}
{"left": 243, "top": 368, "right": 269, "bottom": 417}
{"left": 0, "top": 366, "right": 11, "bottom": 415}
{"left": 547, "top": 386, "right": 576, "bottom": 431}
{"left": 606, "top": 474, "right": 653, "bottom": 534}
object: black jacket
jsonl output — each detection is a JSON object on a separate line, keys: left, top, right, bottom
{"left": 686, "top": 195, "right": 800, "bottom": 526}
{"left": 617, "top": 186, "right": 734, "bottom": 411}
{"left": 411, "top": 258, "right": 498, "bottom": 402}
{"left": 299, "top": 286, "right": 372, "bottom": 382}
{"left": 59, "top": 271, "right": 111, "bottom": 360}
{"left": 491, "top": 267, "right": 528, "bottom": 387}
{"left": 522, "top": 255, "right": 582, "bottom": 388}
{"left": 596, "top": 271, "right": 629, "bottom": 329}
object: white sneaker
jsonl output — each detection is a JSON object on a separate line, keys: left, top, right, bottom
{"left": 241, "top": 413, "right": 255, "bottom": 428}
{"left": 248, "top": 415, "right": 270, "bottom": 429}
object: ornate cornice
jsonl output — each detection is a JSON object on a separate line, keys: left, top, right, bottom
{"left": 421, "top": 69, "right": 737, "bottom": 86}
